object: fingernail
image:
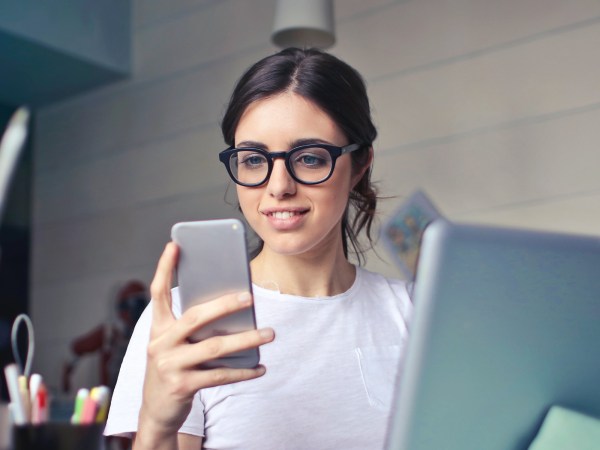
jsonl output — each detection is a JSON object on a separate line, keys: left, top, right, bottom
{"left": 238, "top": 292, "right": 252, "bottom": 304}
{"left": 259, "top": 328, "right": 274, "bottom": 339}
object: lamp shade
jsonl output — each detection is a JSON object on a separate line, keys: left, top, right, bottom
{"left": 271, "top": 0, "right": 335, "bottom": 49}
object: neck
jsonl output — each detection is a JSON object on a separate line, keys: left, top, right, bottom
{"left": 250, "top": 244, "right": 356, "bottom": 298}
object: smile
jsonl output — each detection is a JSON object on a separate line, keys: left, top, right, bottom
{"left": 271, "top": 211, "right": 298, "bottom": 219}
{"left": 261, "top": 209, "right": 309, "bottom": 229}
{"left": 261, "top": 207, "right": 309, "bottom": 217}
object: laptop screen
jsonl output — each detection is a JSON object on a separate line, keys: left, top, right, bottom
{"left": 386, "top": 220, "right": 600, "bottom": 450}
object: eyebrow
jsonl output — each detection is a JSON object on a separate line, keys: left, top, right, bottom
{"left": 235, "top": 137, "right": 336, "bottom": 150}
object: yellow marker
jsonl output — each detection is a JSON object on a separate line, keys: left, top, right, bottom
{"left": 17, "top": 375, "right": 31, "bottom": 422}
{"left": 94, "top": 386, "right": 111, "bottom": 423}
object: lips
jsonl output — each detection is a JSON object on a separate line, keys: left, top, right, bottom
{"left": 261, "top": 207, "right": 309, "bottom": 230}
{"left": 271, "top": 211, "right": 300, "bottom": 219}
{"left": 261, "top": 207, "right": 309, "bottom": 218}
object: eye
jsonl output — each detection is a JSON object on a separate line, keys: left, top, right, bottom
{"left": 293, "top": 149, "right": 330, "bottom": 169}
{"left": 238, "top": 152, "right": 267, "bottom": 169}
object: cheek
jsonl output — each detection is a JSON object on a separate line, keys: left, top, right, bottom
{"left": 315, "top": 183, "right": 351, "bottom": 218}
{"left": 236, "top": 186, "right": 258, "bottom": 215}
{"left": 329, "top": 164, "right": 355, "bottom": 198}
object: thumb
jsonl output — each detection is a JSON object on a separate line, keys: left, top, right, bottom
{"left": 149, "top": 242, "right": 178, "bottom": 337}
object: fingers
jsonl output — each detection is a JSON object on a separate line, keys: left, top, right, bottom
{"left": 163, "top": 291, "right": 256, "bottom": 346}
{"left": 150, "top": 242, "right": 179, "bottom": 335}
{"left": 152, "top": 364, "right": 268, "bottom": 404}
{"left": 187, "top": 365, "right": 268, "bottom": 390}
{"left": 146, "top": 327, "right": 274, "bottom": 401}
{"left": 141, "top": 241, "right": 274, "bottom": 436}
{"left": 162, "top": 327, "right": 275, "bottom": 371}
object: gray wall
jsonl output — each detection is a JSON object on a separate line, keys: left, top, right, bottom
{"left": 32, "top": 0, "right": 600, "bottom": 390}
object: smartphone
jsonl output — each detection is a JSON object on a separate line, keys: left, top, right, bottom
{"left": 171, "top": 218, "right": 259, "bottom": 369}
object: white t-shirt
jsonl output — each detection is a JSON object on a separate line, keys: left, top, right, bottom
{"left": 105, "top": 267, "right": 412, "bottom": 449}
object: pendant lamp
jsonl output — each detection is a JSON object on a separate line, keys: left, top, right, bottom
{"left": 271, "top": 0, "right": 335, "bottom": 49}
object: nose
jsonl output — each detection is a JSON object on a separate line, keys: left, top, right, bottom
{"left": 266, "top": 158, "right": 296, "bottom": 199}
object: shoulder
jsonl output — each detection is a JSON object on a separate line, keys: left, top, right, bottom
{"left": 115, "top": 286, "right": 184, "bottom": 351}
{"left": 356, "top": 266, "right": 409, "bottom": 294}
{"left": 356, "top": 267, "right": 413, "bottom": 316}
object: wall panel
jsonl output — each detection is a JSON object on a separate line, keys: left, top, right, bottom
{"left": 34, "top": 126, "right": 224, "bottom": 224}
{"left": 370, "top": 23, "right": 600, "bottom": 152}
{"left": 373, "top": 105, "right": 600, "bottom": 211}
{"left": 31, "top": 0, "right": 600, "bottom": 388}
{"left": 336, "top": 0, "right": 600, "bottom": 82}
{"left": 31, "top": 188, "right": 242, "bottom": 286}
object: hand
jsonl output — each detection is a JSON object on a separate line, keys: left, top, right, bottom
{"left": 136, "top": 242, "right": 274, "bottom": 446}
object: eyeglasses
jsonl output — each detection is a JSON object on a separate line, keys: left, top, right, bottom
{"left": 219, "top": 143, "right": 362, "bottom": 187}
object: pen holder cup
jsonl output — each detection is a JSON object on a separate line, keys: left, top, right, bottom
{"left": 12, "top": 422, "right": 105, "bottom": 450}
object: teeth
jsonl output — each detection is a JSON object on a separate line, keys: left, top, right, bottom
{"left": 272, "top": 211, "right": 296, "bottom": 219}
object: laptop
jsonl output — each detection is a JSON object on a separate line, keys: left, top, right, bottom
{"left": 385, "top": 220, "right": 600, "bottom": 450}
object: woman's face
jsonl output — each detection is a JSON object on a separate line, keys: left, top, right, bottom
{"left": 234, "top": 92, "right": 363, "bottom": 258}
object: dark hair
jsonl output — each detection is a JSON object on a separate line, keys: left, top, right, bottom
{"left": 221, "top": 47, "right": 378, "bottom": 264}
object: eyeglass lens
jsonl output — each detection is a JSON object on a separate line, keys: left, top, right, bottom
{"left": 229, "top": 146, "right": 334, "bottom": 185}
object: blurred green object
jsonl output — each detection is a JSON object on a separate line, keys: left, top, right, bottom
{"left": 529, "top": 406, "right": 600, "bottom": 450}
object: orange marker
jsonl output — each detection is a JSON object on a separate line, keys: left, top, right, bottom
{"left": 80, "top": 387, "right": 99, "bottom": 424}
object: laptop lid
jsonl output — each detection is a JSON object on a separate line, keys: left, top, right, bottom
{"left": 386, "top": 220, "right": 600, "bottom": 450}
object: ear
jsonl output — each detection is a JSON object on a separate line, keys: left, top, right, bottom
{"left": 351, "top": 146, "right": 374, "bottom": 189}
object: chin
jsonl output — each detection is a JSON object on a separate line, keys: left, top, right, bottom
{"left": 264, "top": 241, "right": 312, "bottom": 257}
{"left": 263, "top": 231, "right": 340, "bottom": 258}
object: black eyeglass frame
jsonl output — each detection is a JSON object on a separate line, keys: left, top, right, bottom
{"left": 218, "top": 143, "right": 363, "bottom": 187}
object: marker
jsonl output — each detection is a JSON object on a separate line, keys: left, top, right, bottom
{"left": 18, "top": 375, "right": 31, "bottom": 422}
{"left": 3, "top": 363, "right": 27, "bottom": 425}
{"left": 80, "top": 387, "right": 99, "bottom": 424}
{"left": 94, "top": 386, "right": 111, "bottom": 423}
{"left": 29, "top": 373, "right": 42, "bottom": 404}
{"left": 31, "top": 381, "right": 48, "bottom": 425}
{"left": 71, "top": 388, "right": 89, "bottom": 424}
{"left": 29, "top": 373, "right": 44, "bottom": 423}
{"left": 39, "top": 382, "right": 49, "bottom": 423}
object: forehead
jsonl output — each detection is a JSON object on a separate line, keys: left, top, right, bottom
{"left": 235, "top": 92, "right": 346, "bottom": 145}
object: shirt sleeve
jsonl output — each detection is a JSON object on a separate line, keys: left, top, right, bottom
{"left": 104, "top": 300, "right": 151, "bottom": 437}
{"left": 104, "top": 289, "right": 206, "bottom": 438}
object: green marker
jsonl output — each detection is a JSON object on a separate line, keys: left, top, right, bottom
{"left": 71, "top": 388, "right": 89, "bottom": 424}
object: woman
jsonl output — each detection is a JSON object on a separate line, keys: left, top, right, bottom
{"left": 105, "top": 48, "right": 412, "bottom": 450}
